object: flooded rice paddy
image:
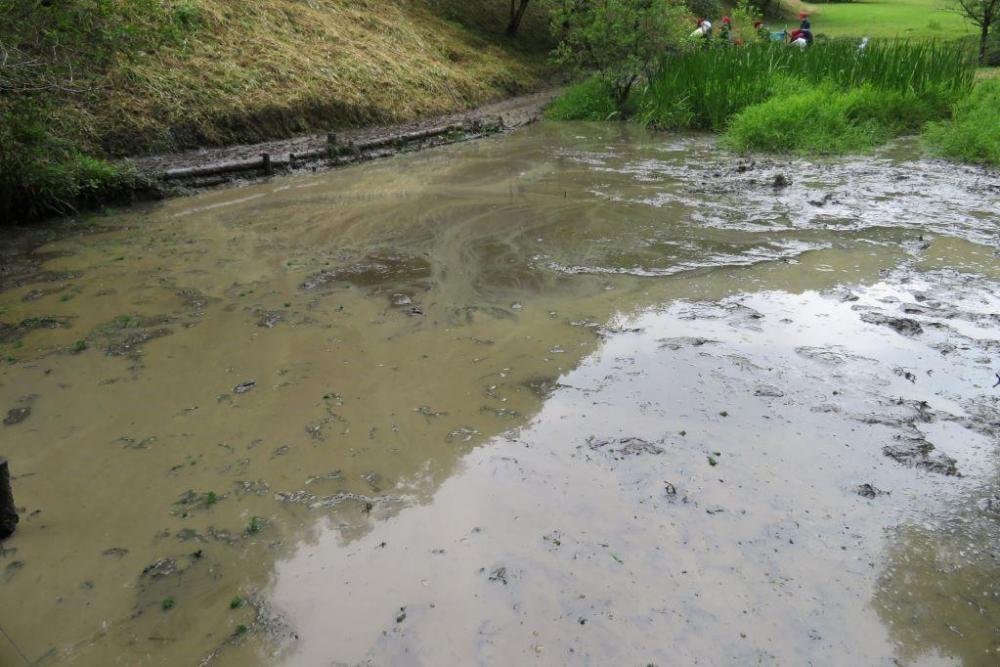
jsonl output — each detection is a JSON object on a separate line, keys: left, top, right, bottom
{"left": 1, "top": 123, "right": 999, "bottom": 666}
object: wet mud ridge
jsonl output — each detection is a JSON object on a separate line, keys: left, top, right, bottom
{"left": 127, "top": 89, "right": 560, "bottom": 193}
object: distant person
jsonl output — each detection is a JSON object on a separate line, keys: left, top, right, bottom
{"left": 796, "top": 13, "right": 814, "bottom": 46}
{"left": 789, "top": 28, "right": 808, "bottom": 49}
{"left": 754, "top": 20, "right": 769, "bottom": 41}
{"left": 720, "top": 16, "right": 732, "bottom": 44}
{"left": 691, "top": 18, "right": 713, "bottom": 43}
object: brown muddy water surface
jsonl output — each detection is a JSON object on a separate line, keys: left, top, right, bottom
{"left": 1, "top": 124, "right": 999, "bottom": 666}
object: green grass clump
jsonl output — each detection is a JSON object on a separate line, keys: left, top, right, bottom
{"left": 722, "top": 80, "right": 941, "bottom": 154}
{"left": 923, "top": 78, "right": 1000, "bottom": 166}
{"left": 544, "top": 77, "right": 620, "bottom": 121}
{"left": 0, "top": 102, "right": 151, "bottom": 222}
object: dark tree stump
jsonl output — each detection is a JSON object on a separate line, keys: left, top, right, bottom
{"left": 0, "top": 457, "right": 18, "bottom": 540}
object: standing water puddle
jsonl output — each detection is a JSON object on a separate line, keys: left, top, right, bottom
{"left": 0, "top": 123, "right": 999, "bottom": 665}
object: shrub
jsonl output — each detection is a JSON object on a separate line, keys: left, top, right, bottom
{"left": 923, "top": 78, "right": 1000, "bottom": 165}
{"left": 544, "top": 0, "right": 691, "bottom": 107}
{"left": 545, "top": 77, "right": 620, "bottom": 120}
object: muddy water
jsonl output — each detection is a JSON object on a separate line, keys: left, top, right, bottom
{"left": 1, "top": 124, "right": 999, "bottom": 666}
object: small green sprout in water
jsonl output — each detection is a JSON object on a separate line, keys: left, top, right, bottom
{"left": 708, "top": 456, "right": 718, "bottom": 467}
{"left": 230, "top": 596, "right": 244, "bottom": 609}
{"left": 204, "top": 491, "right": 219, "bottom": 506}
{"left": 246, "top": 516, "right": 263, "bottom": 534}
{"left": 162, "top": 597, "right": 175, "bottom": 610}
{"left": 73, "top": 340, "right": 87, "bottom": 352}
{"left": 60, "top": 293, "right": 74, "bottom": 302}
{"left": 234, "top": 624, "right": 248, "bottom": 637}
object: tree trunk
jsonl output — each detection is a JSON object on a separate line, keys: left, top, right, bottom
{"left": 0, "top": 457, "right": 18, "bottom": 540}
{"left": 980, "top": 21, "right": 991, "bottom": 65}
{"left": 507, "top": 0, "right": 530, "bottom": 37}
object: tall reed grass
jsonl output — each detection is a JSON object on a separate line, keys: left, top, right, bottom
{"left": 637, "top": 40, "right": 977, "bottom": 130}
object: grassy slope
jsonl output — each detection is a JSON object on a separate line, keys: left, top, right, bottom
{"left": 38, "top": 0, "right": 552, "bottom": 157}
{"left": 785, "top": 0, "right": 977, "bottom": 40}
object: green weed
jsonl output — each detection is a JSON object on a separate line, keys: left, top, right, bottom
{"left": 162, "top": 597, "right": 175, "bottom": 610}
{"left": 723, "top": 80, "right": 948, "bottom": 154}
{"left": 923, "top": 78, "right": 1000, "bottom": 165}
{"left": 544, "top": 76, "right": 621, "bottom": 121}
{"left": 246, "top": 516, "right": 263, "bottom": 534}
{"left": 230, "top": 596, "right": 244, "bottom": 609}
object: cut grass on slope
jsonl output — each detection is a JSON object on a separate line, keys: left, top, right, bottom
{"left": 95, "top": 0, "right": 552, "bottom": 156}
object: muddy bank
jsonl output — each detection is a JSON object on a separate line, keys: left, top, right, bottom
{"left": 125, "top": 89, "right": 561, "bottom": 194}
{"left": 0, "top": 123, "right": 998, "bottom": 665}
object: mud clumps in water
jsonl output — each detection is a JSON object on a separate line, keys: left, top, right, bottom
{"left": 233, "top": 380, "right": 256, "bottom": 395}
{"left": 3, "top": 406, "right": 32, "bottom": 426}
{"left": 522, "top": 376, "right": 560, "bottom": 399}
{"left": 0, "top": 316, "right": 72, "bottom": 344}
{"left": 175, "top": 287, "right": 213, "bottom": 313}
{"left": 856, "top": 484, "right": 889, "bottom": 499}
{"left": 256, "top": 310, "right": 285, "bottom": 328}
{"left": 859, "top": 312, "right": 924, "bottom": 337}
{"left": 587, "top": 436, "right": 665, "bottom": 459}
{"left": 301, "top": 253, "right": 432, "bottom": 291}
{"left": 882, "top": 429, "right": 959, "bottom": 476}
{"left": 658, "top": 336, "right": 717, "bottom": 351}
{"left": 96, "top": 314, "right": 175, "bottom": 359}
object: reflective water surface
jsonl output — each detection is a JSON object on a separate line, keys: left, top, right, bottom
{"left": 1, "top": 124, "right": 998, "bottom": 665}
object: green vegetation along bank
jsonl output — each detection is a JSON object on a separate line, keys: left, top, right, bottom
{"left": 545, "top": 0, "right": 995, "bottom": 166}
{"left": 0, "top": 0, "right": 552, "bottom": 223}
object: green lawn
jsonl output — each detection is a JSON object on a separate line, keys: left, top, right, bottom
{"left": 787, "top": 0, "right": 977, "bottom": 40}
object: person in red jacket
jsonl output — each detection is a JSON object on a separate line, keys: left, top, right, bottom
{"left": 720, "top": 16, "right": 732, "bottom": 44}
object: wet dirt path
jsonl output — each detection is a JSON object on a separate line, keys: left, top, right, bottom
{"left": 0, "top": 124, "right": 998, "bottom": 665}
